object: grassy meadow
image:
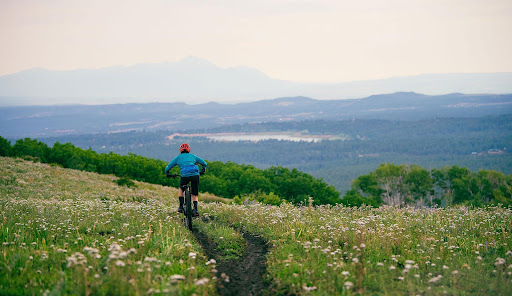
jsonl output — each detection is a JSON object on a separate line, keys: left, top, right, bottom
{"left": 1, "top": 156, "right": 512, "bottom": 295}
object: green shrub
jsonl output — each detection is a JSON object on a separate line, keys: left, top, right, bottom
{"left": 115, "top": 176, "right": 136, "bottom": 188}
{"left": 233, "top": 191, "right": 283, "bottom": 206}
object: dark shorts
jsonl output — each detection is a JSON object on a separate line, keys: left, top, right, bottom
{"left": 180, "top": 175, "right": 199, "bottom": 196}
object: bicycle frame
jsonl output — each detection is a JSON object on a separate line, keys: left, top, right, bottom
{"left": 181, "top": 183, "right": 193, "bottom": 230}
{"left": 168, "top": 173, "right": 193, "bottom": 230}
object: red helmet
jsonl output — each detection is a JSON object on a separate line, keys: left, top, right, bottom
{"left": 179, "top": 143, "right": 191, "bottom": 153}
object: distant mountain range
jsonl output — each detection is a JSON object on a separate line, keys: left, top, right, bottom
{"left": 1, "top": 92, "right": 511, "bottom": 138}
{"left": 0, "top": 56, "right": 511, "bottom": 105}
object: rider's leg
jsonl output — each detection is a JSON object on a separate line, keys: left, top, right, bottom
{"left": 191, "top": 175, "right": 200, "bottom": 212}
{"left": 177, "top": 188, "right": 184, "bottom": 212}
{"left": 192, "top": 195, "right": 198, "bottom": 210}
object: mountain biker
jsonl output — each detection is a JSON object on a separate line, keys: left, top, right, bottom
{"left": 165, "top": 143, "right": 207, "bottom": 217}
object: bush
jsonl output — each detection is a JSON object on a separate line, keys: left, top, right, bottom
{"left": 115, "top": 176, "right": 137, "bottom": 188}
{"left": 233, "top": 191, "right": 283, "bottom": 206}
{"left": 341, "top": 190, "right": 379, "bottom": 207}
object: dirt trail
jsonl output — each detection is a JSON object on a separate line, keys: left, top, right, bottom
{"left": 192, "top": 222, "right": 270, "bottom": 296}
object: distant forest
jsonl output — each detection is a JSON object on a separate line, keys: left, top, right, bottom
{"left": 33, "top": 115, "right": 512, "bottom": 194}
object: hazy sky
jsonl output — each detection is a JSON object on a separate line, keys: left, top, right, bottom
{"left": 1, "top": 0, "right": 511, "bottom": 83}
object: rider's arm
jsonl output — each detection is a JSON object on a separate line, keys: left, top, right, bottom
{"left": 195, "top": 156, "right": 207, "bottom": 173}
{"left": 165, "top": 156, "right": 179, "bottom": 175}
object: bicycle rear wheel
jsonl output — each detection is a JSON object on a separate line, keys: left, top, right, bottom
{"left": 184, "top": 188, "right": 193, "bottom": 230}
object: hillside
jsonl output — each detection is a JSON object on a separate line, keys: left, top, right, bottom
{"left": 0, "top": 157, "right": 217, "bottom": 295}
{"left": 2, "top": 157, "right": 512, "bottom": 295}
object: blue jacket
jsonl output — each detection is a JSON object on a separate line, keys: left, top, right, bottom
{"left": 165, "top": 153, "right": 207, "bottom": 177}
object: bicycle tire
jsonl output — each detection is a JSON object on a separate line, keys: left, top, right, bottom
{"left": 184, "top": 187, "right": 193, "bottom": 231}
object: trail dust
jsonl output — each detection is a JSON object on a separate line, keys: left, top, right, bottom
{"left": 192, "top": 219, "right": 270, "bottom": 296}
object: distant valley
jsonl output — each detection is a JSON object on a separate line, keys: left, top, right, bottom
{"left": 1, "top": 92, "right": 511, "bottom": 138}
{"left": 2, "top": 91, "right": 511, "bottom": 194}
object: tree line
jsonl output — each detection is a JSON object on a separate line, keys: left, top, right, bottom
{"left": 0, "top": 137, "right": 340, "bottom": 205}
{"left": 342, "top": 163, "right": 512, "bottom": 207}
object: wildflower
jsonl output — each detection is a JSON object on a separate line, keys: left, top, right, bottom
{"left": 341, "top": 271, "right": 350, "bottom": 276}
{"left": 428, "top": 275, "right": 443, "bottom": 283}
{"left": 144, "top": 257, "right": 158, "bottom": 262}
{"left": 115, "top": 260, "right": 126, "bottom": 267}
{"left": 195, "top": 278, "right": 210, "bottom": 286}
{"left": 170, "top": 274, "right": 186, "bottom": 282}
{"left": 495, "top": 258, "right": 506, "bottom": 266}
{"left": 188, "top": 252, "right": 197, "bottom": 259}
{"left": 344, "top": 281, "right": 354, "bottom": 289}
{"left": 397, "top": 276, "right": 404, "bottom": 281}
{"left": 303, "top": 284, "right": 318, "bottom": 292}
{"left": 390, "top": 266, "right": 396, "bottom": 270}
{"left": 352, "top": 257, "right": 359, "bottom": 264}
{"left": 377, "top": 262, "right": 384, "bottom": 267}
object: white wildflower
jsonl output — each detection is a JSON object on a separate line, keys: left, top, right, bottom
{"left": 428, "top": 275, "right": 443, "bottom": 283}
{"left": 303, "top": 284, "right": 317, "bottom": 292}
{"left": 195, "top": 278, "right": 210, "bottom": 286}
{"left": 115, "top": 260, "right": 126, "bottom": 267}
{"left": 495, "top": 258, "right": 506, "bottom": 266}
{"left": 170, "top": 274, "right": 186, "bottom": 282}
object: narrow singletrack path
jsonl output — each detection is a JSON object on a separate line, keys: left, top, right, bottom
{"left": 192, "top": 220, "right": 269, "bottom": 296}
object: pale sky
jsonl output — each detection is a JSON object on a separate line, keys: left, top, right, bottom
{"left": 1, "top": 0, "right": 511, "bottom": 83}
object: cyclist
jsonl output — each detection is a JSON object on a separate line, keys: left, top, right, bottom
{"left": 165, "top": 143, "right": 207, "bottom": 217}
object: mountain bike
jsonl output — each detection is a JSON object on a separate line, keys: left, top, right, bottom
{"left": 168, "top": 174, "right": 193, "bottom": 230}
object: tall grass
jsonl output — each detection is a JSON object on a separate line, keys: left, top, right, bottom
{"left": 0, "top": 157, "right": 216, "bottom": 295}
{"left": 2, "top": 156, "right": 512, "bottom": 295}
{"left": 202, "top": 201, "right": 512, "bottom": 295}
